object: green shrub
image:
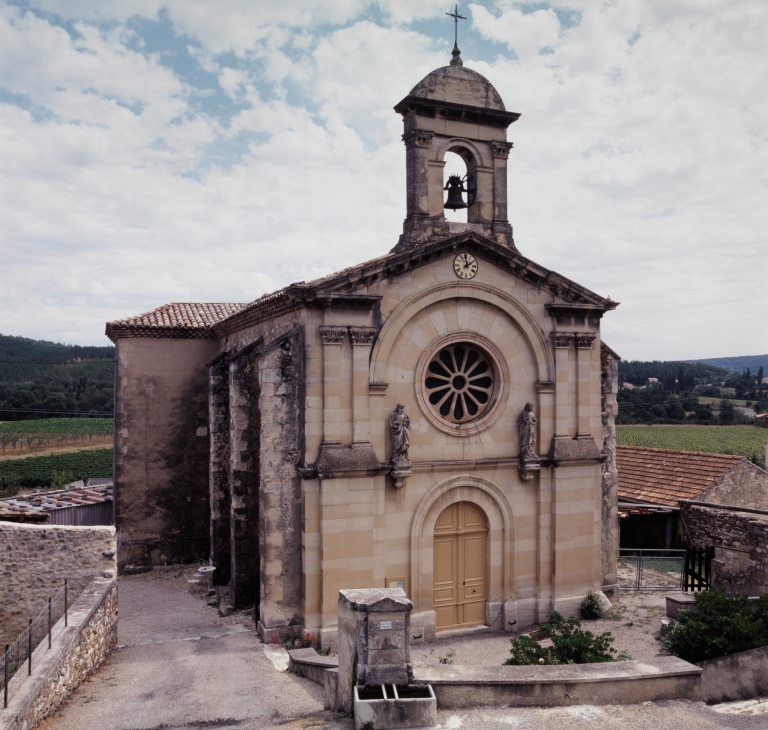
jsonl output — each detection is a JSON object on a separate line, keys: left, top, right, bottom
{"left": 504, "top": 611, "right": 617, "bottom": 665}
{"left": 49, "top": 469, "right": 75, "bottom": 489}
{"left": 580, "top": 590, "right": 605, "bottom": 619}
{"left": 661, "top": 591, "right": 768, "bottom": 663}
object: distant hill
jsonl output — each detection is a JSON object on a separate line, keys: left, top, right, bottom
{"left": 690, "top": 355, "right": 768, "bottom": 374}
{"left": 0, "top": 334, "right": 114, "bottom": 420}
{"left": 618, "top": 360, "right": 728, "bottom": 388}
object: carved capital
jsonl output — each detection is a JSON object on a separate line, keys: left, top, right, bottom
{"left": 349, "top": 326, "right": 376, "bottom": 346}
{"left": 491, "top": 141, "right": 514, "bottom": 159}
{"left": 551, "top": 332, "right": 575, "bottom": 349}
{"left": 402, "top": 130, "right": 435, "bottom": 149}
{"left": 576, "top": 333, "right": 597, "bottom": 349}
{"left": 319, "top": 326, "right": 346, "bottom": 345}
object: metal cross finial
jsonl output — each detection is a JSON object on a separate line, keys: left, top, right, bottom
{"left": 446, "top": 4, "right": 467, "bottom": 47}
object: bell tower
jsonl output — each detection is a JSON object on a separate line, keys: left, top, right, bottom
{"left": 393, "top": 47, "right": 520, "bottom": 252}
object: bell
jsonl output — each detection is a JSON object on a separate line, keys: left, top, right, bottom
{"left": 444, "top": 174, "right": 467, "bottom": 210}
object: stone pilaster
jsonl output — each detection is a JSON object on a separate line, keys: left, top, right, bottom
{"left": 228, "top": 354, "right": 260, "bottom": 609}
{"left": 402, "top": 129, "right": 434, "bottom": 217}
{"left": 208, "top": 359, "right": 231, "bottom": 585}
{"left": 319, "top": 326, "right": 346, "bottom": 445}
{"left": 575, "top": 333, "right": 597, "bottom": 438}
{"left": 551, "top": 333, "right": 575, "bottom": 439}
{"left": 257, "top": 332, "right": 305, "bottom": 640}
{"left": 349, "top": 327, "right": 376, "bottom": 444}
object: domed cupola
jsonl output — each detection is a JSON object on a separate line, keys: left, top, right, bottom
{"left": 393, "top": 47, "right": 521, "bottom": 252}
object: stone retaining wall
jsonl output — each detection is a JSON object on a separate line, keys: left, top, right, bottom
{"left": 0, "top": 522, "right": 116, "bottom": 644}
{"left": 698, "top": 645, "right": 768, "bottom": 704}
{"left": 1, "top": 577, "right": 117, "bottom": 730}
{"left": 682, "top": 504, "right": 768, "bottom": 595}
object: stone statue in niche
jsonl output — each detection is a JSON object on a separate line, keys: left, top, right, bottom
{"left": 390, "top": 403, "right": 412, "bottom": 489}
{"left": 390, "top": 403, "right": 411, "bottom": 462}
{"left": 518, "top": 402, "right": 541, "bottom": 481}
{"left": 519, "top": 402, "right": 538, "bottom": 461}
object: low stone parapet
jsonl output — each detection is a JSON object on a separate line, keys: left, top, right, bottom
{"left": 412, "top": 657, "right": 702, "bottom": 708}
{"left": 1, "top": 576, "right": 117, "bottom": 730}
{"left": 698, "top": 646, "right": 768, "bottom": 704}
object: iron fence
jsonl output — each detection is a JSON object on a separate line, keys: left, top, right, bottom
{"left": 618, "top": 548, "right": 686, "bottom": 591}
{"left": 684, "top": 545, "right": 714, "bottom": 593}
{"left": 1, "top": 580, "right": 68, "bottom": 709}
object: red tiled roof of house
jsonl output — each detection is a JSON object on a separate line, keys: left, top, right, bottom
{"left": 106, "top": 302, "right": 246, "bottom": 341}
{"left": 617, "top": 445, "right": 745, "bottom": 507}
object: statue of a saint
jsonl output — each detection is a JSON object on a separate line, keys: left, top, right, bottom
{"left": 518, "top": 402, "right": 539, "bottom": 462}
{"left": 390, "top": 403, "right": 411, "bottom": 463}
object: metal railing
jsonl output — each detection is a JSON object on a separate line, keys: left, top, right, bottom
{"left": 1, "top": 580, "right": 68, "bottom": 709}
{"left": 618, "top": 549, "right": 686, "bottom": 591}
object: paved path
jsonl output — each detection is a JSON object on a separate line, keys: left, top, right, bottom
{"left": 39, "top": 567, "right": 349, "bottom": 730}
{"left": 38, "top": 569, "right": 768, "bottom": 730}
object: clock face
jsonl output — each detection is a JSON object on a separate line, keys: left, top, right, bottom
{"left": 454, "top": 252, "right": 478, "bottom": 279}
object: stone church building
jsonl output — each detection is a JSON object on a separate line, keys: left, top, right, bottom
{"left": 107, "top": 48, "right": 621, "bottom": 644}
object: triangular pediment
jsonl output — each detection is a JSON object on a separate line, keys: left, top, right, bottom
{"left": 136, "top": 231, "right": 618, "bottom": 338}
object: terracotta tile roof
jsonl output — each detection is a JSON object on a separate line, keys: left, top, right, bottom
{"left": 106, "top": 302, "right": 246, "bottom": 341}
{"left": 0, "top": 483, "right": 112, "bottom": 518}
{"left": 617, "top": 446, "right": 745, "bottom": 507}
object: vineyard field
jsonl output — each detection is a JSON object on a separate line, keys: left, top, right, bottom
{"left": 0, "top": 448, "right": 113, "bottom": 488}
{"left": 0, "top": 418, "right": 113, "bottom": 435}
{"left": 617, "top": 425, "right": 767, "bottom": 468}
{"left": 0, "top": 418, "right": 113, "bottom": 455}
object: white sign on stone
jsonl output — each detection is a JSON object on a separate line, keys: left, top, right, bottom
{"left": 379, "top": 621, "right": 392, "bottom": 630}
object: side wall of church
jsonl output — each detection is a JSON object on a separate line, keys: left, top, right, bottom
{"left": 114, "top": 337, "right": 219, "bottom": 568}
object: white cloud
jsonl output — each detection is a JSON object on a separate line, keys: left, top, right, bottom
{"left": 0, "top": 0, "right": 766, "bottom": 362}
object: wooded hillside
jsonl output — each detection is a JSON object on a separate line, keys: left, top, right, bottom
{"left": 0, "top": 334, "right": 114, "bottom": 420}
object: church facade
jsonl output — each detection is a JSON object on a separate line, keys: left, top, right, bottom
{"left": 107, "top": 49, "right": 621, "bottom": 644}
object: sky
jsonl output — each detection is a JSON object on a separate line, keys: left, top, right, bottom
{"left": 0, "top": 0, "right": 766, "bottom": 361}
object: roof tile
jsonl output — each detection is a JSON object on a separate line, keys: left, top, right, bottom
{"left": 617, "top": 446, "right": 744, "bottom": 507}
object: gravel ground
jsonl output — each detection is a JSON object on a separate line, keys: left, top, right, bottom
{"left": 36, "top": 573, "right": 768, "bottom": 730}
{"left": 413, "top": 591, "right": 670, "bottom": 668}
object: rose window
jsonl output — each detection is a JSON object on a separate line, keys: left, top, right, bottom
{"left": 424, "top": 343, "right": 495, "bottom": 424}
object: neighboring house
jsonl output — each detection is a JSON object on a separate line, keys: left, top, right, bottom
{"left": 0, "top": 481, "right": 113, "bottom": 526}
{"left": 616, "top": 446, "right": 767, "bottom": 548}
{"left": 617, "top": 445, "right": 768, "bottom": 595}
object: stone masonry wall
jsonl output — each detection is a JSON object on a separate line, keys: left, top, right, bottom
{"left": 600, "top": 345, "right": 620, "bottom": 595}
{"left": 696, "top": 460, "right": 768, "bottom": 510}
{"left": 0, "top": 522, "right": 116, "bottom": 644}
{"left": 682, "top": 504, "right": 768, "bottom": 595}
{"left": 2, "top": 577, "right": 117, "bottom": 730}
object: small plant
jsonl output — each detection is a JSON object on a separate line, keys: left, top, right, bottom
{"left": 269, "top": 627, "right": 323, "bottom": 651}
{"left": 661, "top": 591, "right": 768, "bottom": 663}
{"left": 504, "top": 611, "right": 618, "bottom": 665}
{"left": 361, "top": 722, "right": 375, "bottom": 730}
{"left": 580, "top": 590, "right": 605, "bottom": 620}
{"left": 438, "top": 650, "right": 455, "bottom": 665}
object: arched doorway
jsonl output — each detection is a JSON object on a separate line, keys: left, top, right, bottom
{"left": 433, "top": 501, "right": 488, "bottom": 630}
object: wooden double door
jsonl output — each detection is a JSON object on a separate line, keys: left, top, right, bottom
{"left": 433, "top": 502, "right": 488, "bottom": 630}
